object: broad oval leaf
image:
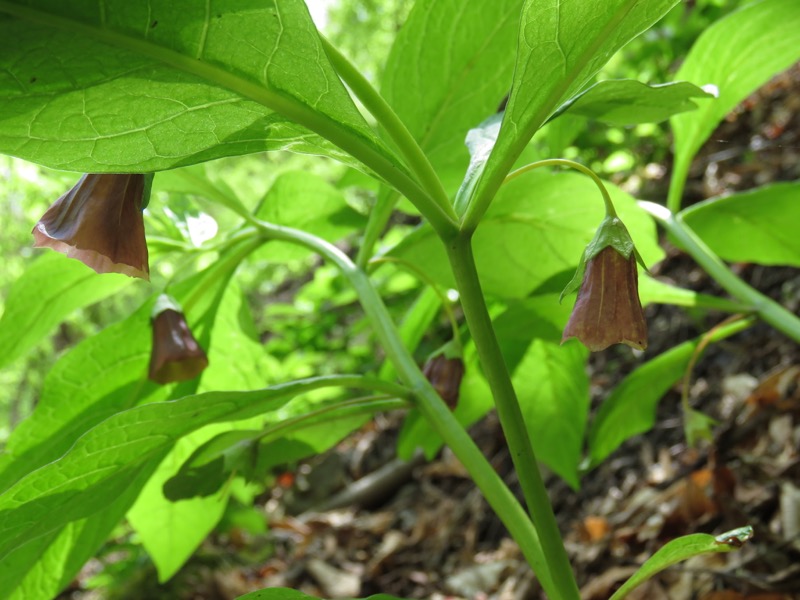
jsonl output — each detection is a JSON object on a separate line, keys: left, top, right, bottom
{"left": 669, "top": 0, "right": 800, "bottom": 206}
{"left": 392, "top": 171, "right": 663, "bottom": 299}
{"left": 381, "top": 0, "right": 523, "bottom": 193}
{"left": 679, "top": 182, "right": 800, "bottom": 267}
{"left": 552, "top": 80, "right": 712, "bottom": 126}
{"left": 0, "top": 1, "right": 396, "bottom": 172}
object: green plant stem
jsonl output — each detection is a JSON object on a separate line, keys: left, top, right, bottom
{"left": 240, "top": 217, "right": 560, "bottom": 598}
{"left": 640, "top": 201, "right": 800, "bottom": 343}
{"left": 320, "top": 37, "right": 455, "bottom": 222}
{"left": 357, "top": 188, "right": 399, "bottom": 268}
{"left": 666, "top": 154, "right": 690, "bottom": 214}
{"left": 445, "top": 234, "right": 580, "bottom": 600}
{"left": 369, "top": 256, "right": 463, "bottom": 355}
{"left": 505, "top": 159, "right": 618, "bottom": 217}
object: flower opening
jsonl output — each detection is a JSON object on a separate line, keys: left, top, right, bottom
{"left": 32, "top": 173, "right": 149, "bottom": 280}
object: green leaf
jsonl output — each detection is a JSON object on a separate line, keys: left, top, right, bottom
{"left": 392, "top": 171, "right": 663, "bottom": 299}
{"left": 459, "top": 0, "right": 678, "bottom": 218}
{"left": 679, "top": 182, "right": 800, "bottom": 267}
{"left": 670, "top": 0, "right": 800, "bottom": 204}
{"left": 253, "top": 171, "right": 364, "bottom": 261}
{"left": 587, "top": 318, "right": 752, "bottom": 468}
{"left": 513, "top": 339, "right": 589, "bottom": 488}
{"left": 0, "top": 1, "right": 396, "bottom": 172}
{"left": 552, "top": 80, "right": 712, "bottom": 126}
{"left": 1, "top": 462, "right": 158, "bottom": 600}
{"left": 0, "top": 252, "right": 132, "bottom": 370}
{"left": 381, "top": 0, "right": 523, "bottom": 192}
{"left": 236, "top": 588, "right": 404, "bottom": 600}
{"left": 638, "top": 274, "right": 750, "bottom": 313}
{"left": 0, "top": 376, "right": 371, "bottom": 564}
{"left": 127, "top": 432, "right": 232, "bottom": 582}
{"left": 610, "top": 527, "right": 752, "bottom": 600}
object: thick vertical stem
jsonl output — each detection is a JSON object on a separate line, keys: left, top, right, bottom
{"left": 446, "top": 233, "right": 581, "bottom": 600}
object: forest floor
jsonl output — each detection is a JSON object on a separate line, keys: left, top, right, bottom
{"left": 71, "top": 65, "right": 800, "bottom": 600}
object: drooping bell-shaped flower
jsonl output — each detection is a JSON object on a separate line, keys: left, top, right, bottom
{"left": 423, "top": 351, "right": 465, "bottom": 410}
{"left": 148, "top": 295, "right": 209, "bottom": 384}
{"left": 32, "top": 173, "right": 150, "bottom": 280}
{"left": 561, "top": 215, "right": 648, "bottom": 352}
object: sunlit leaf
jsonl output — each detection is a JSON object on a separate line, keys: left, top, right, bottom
{"left": 670, "top": 0, "right": 800, "bottom": 205}
{"left": 679, "top": 182, "right": 800, "bottom": 267}
{"left": 0, "top": 252, "right": 132, "bottom": 371}
{"left": 0, "top": 1, "right": 397, "bottom": 172}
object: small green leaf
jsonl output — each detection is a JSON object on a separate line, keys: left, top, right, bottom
{"left": 679, "top": 182, "right": 800, "bottom": 267}
{"left": 610, "top": 527, "right": 753, "bottom": 600}
{"left": 552, "top": 80, "right": 712, "bottom": 126}
{"left": 0, "top": 252, "right": 132, "bottom": 370}
{"left": 587, "top": 318, "right": 752, "bottom": 467}
{"left": 235, "top": 587, "right": 405, "bottom": 600}
{"left": 670, "top": 0, "right": 800, "bottom": 205}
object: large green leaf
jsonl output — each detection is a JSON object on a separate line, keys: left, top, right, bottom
{"left": 670, "top": 0, "right": 800, "bottom": 206}
{"left": 380, "top": 0, "right": 523, "bottom": 193}
{"left": 0, "top": 252, "right": 132, "bottom": 370}
{"left": 1, "top": 462, "right": 158, "bottom": 600}
{"left": 513, "top": 339, "right": 589, "bottom": 489}
{"left": 553, "top": 80, "right": 712, "bottom": 126}
{"left": 391, "top": 171, "right": 663, "bottom": 299}
{"left": 458, "top": 0, "right": 678, "bottom": 219}
{"left": 0, "top": 376, "right": 371, "bottom": 564}
{"left": 610, "top": 528, "right": 752, "bottom": 600}
{"left": 0, "top": 1, "right": 396, "bottom": 172}
{"left": 679, "top": 182, "right": 800, "bottom": 267}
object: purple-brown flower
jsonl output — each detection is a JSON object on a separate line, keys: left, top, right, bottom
{"left": 561, "top": 246, "right": 647, "bottom": 351}
{"left": 149, "top": 297, "right": 209, "bottom": 384}
{"left": 423, "top": 355, "right": 465, "bottom": 410}
{"left": 32, "top": 173, "right": 149, "bottom": 280}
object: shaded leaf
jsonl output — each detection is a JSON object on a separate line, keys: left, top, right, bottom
{"left": 679, "top": 183, "right": 800, "bottom": 267}
{"left": 392, "top": 171, "right": 663, "bottom": 299}
{"left": 553, "top": 80, "right": 712, "bottom": 126}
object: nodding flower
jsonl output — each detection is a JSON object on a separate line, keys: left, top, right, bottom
{"left": 32, "top": 173, "right": 150, "bottom": 280}
{"left": 423, "top": 354, "right": 465, "bottom": 410}
{"left": 561, "top": 216, "right": 648, "bottom": 352}
{"left": 148, "top": 296, "right": 209, "bottom": 385}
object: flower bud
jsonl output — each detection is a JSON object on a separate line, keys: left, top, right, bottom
{"left": 148, "top": 296, "right": 208, "bottom": 384}
{"left": 423, "top": 355, "right": 465, "bottom": 410}
{"left": 561, "top": 216, "right": 648, "bottom": 352}
{"left": 32, "top": 174, "right": 150, "bottom": 280}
